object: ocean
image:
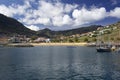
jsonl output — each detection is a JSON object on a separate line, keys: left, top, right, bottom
{"left": 0, "top": 46, "right": 120, "bottom": 80}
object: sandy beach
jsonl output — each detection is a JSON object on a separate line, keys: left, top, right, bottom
{"left": 30, "top": 42, "right": 88, "bottom": 46}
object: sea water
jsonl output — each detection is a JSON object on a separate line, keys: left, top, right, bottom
{"left": 0, "top": 46, "right": 120, "bottom": 80}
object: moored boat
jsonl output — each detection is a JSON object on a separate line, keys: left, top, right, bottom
{"left": 96, "top": 47, "right": 112, "bottom": 52}
{"left": 96, "top": 45, "right": 117, "bottom": 52}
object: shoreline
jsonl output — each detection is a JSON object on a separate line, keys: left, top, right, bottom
{"left": 30, "top": 42, "right": 88, "bottom": 46}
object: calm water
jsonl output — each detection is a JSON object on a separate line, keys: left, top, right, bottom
{"left": 0, "top": 46, "right": 120, "bottom": 80}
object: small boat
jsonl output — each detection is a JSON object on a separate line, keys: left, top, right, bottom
{"left": 96, "top": 32, "right": 114, "bottom": 52}
{"left": 96, "top": 47, "right": 112, "bottom": 52}
{"left": 96, "top": 44, "right": 117, "bottom": 52}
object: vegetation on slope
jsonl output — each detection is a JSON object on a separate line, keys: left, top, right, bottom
{"left": 0, "top": 14, "right": 35, "bottom": 36}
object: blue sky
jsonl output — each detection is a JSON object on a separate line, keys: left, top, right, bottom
{"left": 0, "top": 0, "right": 120, "bottom": 31}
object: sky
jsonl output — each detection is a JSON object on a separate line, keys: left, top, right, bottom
{"left": 0, "top": 0, "right": 120, "bottom": 31}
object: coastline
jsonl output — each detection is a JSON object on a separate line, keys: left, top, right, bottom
{"left": 30, "top": 42, "right": 88, "bottom": 46}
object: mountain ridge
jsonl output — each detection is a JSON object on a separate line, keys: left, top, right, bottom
{"left": 0, "top": 13, "right": 35, "bottom": 36}
{"left": 0, "top": 13, "right": 103, "bottom": 38}
{"left": 37, "top": 25, "right": 103, "bottom": 38}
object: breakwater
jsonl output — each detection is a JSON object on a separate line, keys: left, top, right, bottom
{"left": 3, "top": 43, "right": 34, "bottom": 47}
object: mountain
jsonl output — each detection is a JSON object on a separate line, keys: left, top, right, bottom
{"left": 36, "top": 28, "right": 56, "bottom": 38}
{"left": 0, "top": 13, "right": 103, "bottom": 38}
{"left": 0, "top": 14, "right": 35, "bottom": 36}
{"left": 37, "top": 25, "right": 103, "bottom": 38}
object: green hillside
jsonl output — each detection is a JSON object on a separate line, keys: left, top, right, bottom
{"left": 80, "top": 21, "right": 120, "bottom": 43}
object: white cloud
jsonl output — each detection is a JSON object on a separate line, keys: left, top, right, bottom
{"left": 26, "top": 25, "right": 40, "bottom": 31}
{"left": 52, "top": 16, "right": 63, "bottom": 26}
{"left": 0, "top": 5, "right": 13, "bottom": 17}
{"left": 63, "top": 15, "right": 73, "bottom": 25}
{"left": 64, "top": 4, "right": 78, "bottom": 13}
{"left": 0, "top": 0, "right": 120, "bottom": 30}
{"left": 52, "top": 15, "right": 73, "bottom": 26}
{"left": 0, "top": 0, "right": 31, "bottom": 17}
{"left": 109, "top": 7, "right": 120, "bottom": 18}
{"left": 72, "top": 7, "right": 107, "bottom": 26}
{"left": 19, "top": 0, "right": 76, "bottom": 27}
{"left": 35, "top": 18, "right": 51, "bottom": 25}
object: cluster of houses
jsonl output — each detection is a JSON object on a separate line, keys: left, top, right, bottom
{"left": 1, "top": 24, "right": 119, "bottom": 43}
{"left": 8, "top": 35, "right": 28, "bottom": 43}
{"left": 8, "top": 35, "right": 51, "bottom": 43}
{"left": 59, "top": 25, "right": 118, "bottom": 41}
{"left": 33, "top": 37, "right": 50, "bottom": 43}
{"left": 0, "top": 36, "right": 8, "bottom": 44}
{"left": 88, "top": 26, "right": 118, "bottom": 38}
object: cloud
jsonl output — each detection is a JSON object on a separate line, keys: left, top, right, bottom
{"left": 17, "top": 0, "right": 77, "bottom": 28}
{"left": 109, "top": 7, "right": 120, "bottom": 18}
{"left": 52, "top": 15, "right": 73, "bottom": 26}
{"left": 0, "top": 0, "right": 31, "bottom": 17}
{"left": 26, "top": 25, "right": 40, "bottom": 31}
{"left": 0, "top": 0, "right": 120, "bottom": 30}
{"left": 72, "top": 7, "right": 107, "bottom": 26}
{"left": 0, "top": 5, "right": 14, "bottom": 17}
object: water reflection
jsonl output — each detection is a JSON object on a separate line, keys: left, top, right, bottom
{"left": 0, "top": 47, "right": 120, "bottom": 80}
{"left": 45, "top": 47, "right": 56, "bottom": 80}
{"left": 96, "top": 53, "right": 114, "bottom": 80}
{"left": 66, "top": 48, "right": 76, "bottom": 80}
